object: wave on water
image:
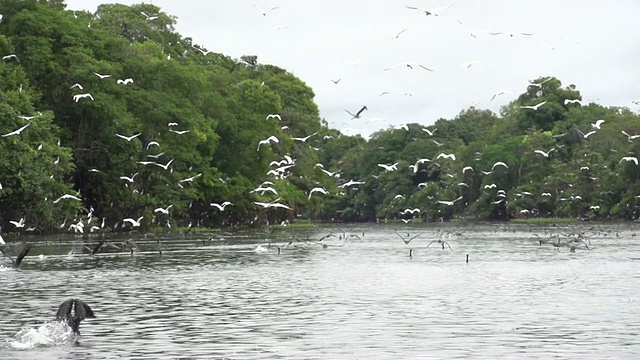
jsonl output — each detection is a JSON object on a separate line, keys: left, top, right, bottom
{"left": 4, "top": 321, "right": 75, "bottom": 350}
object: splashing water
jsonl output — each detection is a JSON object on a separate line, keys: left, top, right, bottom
{"left": 5, "top": 321, "right": 74, "bottom": 350}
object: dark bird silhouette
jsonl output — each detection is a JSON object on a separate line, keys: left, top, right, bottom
{"left": 345, "top": 105, "right": 368, "bottom": 119}
{"left": 1, "top": 243, "right": 32, "bottom": 268}
{"left": 396, "top": 231, "right": 422, "bottom": 245}
{"left": 56, "top": 299, "right": 95, "bottom": 335}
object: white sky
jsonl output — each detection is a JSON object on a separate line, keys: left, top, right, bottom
{"left": 65, "top": 0, "right": 640, "bottom": 138}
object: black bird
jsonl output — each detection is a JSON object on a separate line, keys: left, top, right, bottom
{"left": 56, "top": 299, "right": 95, "bottom": 335}
{"left": 345, "top": 105, "right": 368, "bottom": 119}
{"left": 0, "top": 243, "right": 32, "bottom": 269}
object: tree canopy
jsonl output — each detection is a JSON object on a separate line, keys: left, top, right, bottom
{"left": 1, "top": 0, "right": 639, "bottom": 235}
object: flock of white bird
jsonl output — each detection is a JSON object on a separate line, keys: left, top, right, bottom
{"left": 2, "top": 4, "right": 640, "bottom": 236}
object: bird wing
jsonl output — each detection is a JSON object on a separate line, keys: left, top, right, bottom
{"left": 56, "top": 299, "right": 75, "bottom": 320}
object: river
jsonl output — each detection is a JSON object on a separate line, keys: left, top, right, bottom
{"left": 1, "top": 222, "right": 639, "bottom": 359}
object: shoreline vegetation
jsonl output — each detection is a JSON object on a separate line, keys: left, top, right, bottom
{"left": 2, "top": 1, "right": 640, "bottom": 236}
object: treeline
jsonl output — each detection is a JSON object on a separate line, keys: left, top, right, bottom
{"left": 0, "top": 1, "right": 639, "bottom": 235}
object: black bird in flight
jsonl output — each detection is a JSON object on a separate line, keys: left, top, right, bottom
{"left": 56, "top": 299, "right": 96, "bottom": 335}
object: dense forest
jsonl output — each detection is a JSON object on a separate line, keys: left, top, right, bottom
{"left": 1, "top": 0, "right": 640, "bottom": 234}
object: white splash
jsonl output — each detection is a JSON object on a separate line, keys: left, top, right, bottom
{"left": 6, "top": 321, "right": 74, "bottom": 350}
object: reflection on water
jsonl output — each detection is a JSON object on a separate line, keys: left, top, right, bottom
{"left": 1, "top": 223, "right": 639, "bottom": 359}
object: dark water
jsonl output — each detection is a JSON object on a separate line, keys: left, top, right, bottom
{"left": 1, "top": 223, "right": 639, "bottom": 359}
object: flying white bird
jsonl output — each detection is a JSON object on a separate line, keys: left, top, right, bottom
{"left": 292, "top": 132, "right": 317, "bottom": 142}
{"left": 53, "top": 194, "right": 81, "bottom": 203}
{"left": 591, "top": 119, "right": 605, "bottom": 129}
{"left": 484, "top": 183, "right": 497, "bottom": 189}
{"left": 384, "top": 61, "right": 433, "bottom": 71}
{"left": 564, "top": 99, "right": 583, "bottom": 106}
{"left": 117, "top": 78, "right": 133, "bottom": 85}
{"left": 250, "top": 186, "right": 278, "bottom": 195}
{"left": 491, "top": 162, "right": 508, "bottom": 170}
{"left": 141, "top": 12, "right": 159, "bottom": 20}
{"left": 210, "top": 201, "right": 233, "bottom": 211}
{"left": 437, "top": 196, "right": 464, "bottom": 206}
{"left": 154, "top": 205, "right": 173, "bottom": 214}
{"left": 338, "top": 179, "right": 366, "bottom": 188}
{"left": 153, "top": 158, "right": 174, "bottom": 170}
{"left": 2, "top": 123, "right": 31, "bottom": 137}
{"left": 70, "top": 83, "right": 84, "bottom": 90}
{"left": 308, "top": 187, "right": 329, "bottom": 199}
{"left": 422, "top": 128, "right": 437, "bottom": 136}
{"left": 73, "top": 93, "right": 94, "bottom": 102}
{"left": 254, "top": 200, "right": 291, "bottom": 210}
{"left": 122, "top": 216, "right": 144, "bottom": 228}
{"left": 120, "top": 172, "right": 139, "bottom": 183}
{"left": 2, "top": 54, "right": 19, "bottom": 61}
{"left": 378, "top": 162, "right": 399, "bottom": 172}
{"left": 436, "top": 153, "right": 456, "bottom": 161}
{"left": 578, "top": 130, "right": 597, "bottom": 139}
{"left": 620, "top": 157, "right": 639, "bottom": 165}
{"left": 462, "top": 166, "right": 474, "bottom": 173}
{"left": 534, "top": 148, "right": 555, "bottom": 157}
{"left": 116, "top": 132, "right": 142, "bottom": 141}
{"left": 93, "top": 72, "right": 111, "bottom": 79}
{"left": 622, "top": 131, "right": 640, "bottom": 142}
{"left": 9, "top": 217, "right": 25, "bottom": 228}
{"left": 146, "top": 141, "right": 160, "bottom": 149}
{"left": 266, "top": 114, "right": 281, "bottom": 121}
{"left": 257, "top": 136, "right": 279, "bottom": 150}
{"left": 519, "top": 100, "right": 547, "bottom": 111}
{"left": 253, "top": 4, "right": 279, "bottom": 16}
{"left": 179, "top": 173, "right": 202, "bottom": 183}
{"left": 169, "top": 129, "right": 190, "bottom": 135}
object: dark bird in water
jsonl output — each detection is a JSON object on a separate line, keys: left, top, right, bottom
{"left": 56, "top": 299, "right": 95, "bottom": 335}
{"left": 0, "top": 243, "right": 32, "bottom": 268}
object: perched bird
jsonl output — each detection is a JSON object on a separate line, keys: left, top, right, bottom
{"left": 55, "top": 299, "right": 95, "bottom": 335}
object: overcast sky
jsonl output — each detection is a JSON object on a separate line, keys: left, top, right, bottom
{"left": 65, "top": 0, "right": 640, "bottom": 138}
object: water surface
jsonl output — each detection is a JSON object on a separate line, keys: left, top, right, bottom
{"left": 1, "top": 222, "right": 639, "bottom": 359}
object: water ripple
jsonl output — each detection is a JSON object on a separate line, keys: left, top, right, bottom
{"left": 1, "top": 223, "right": 639, "bottom": 359}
